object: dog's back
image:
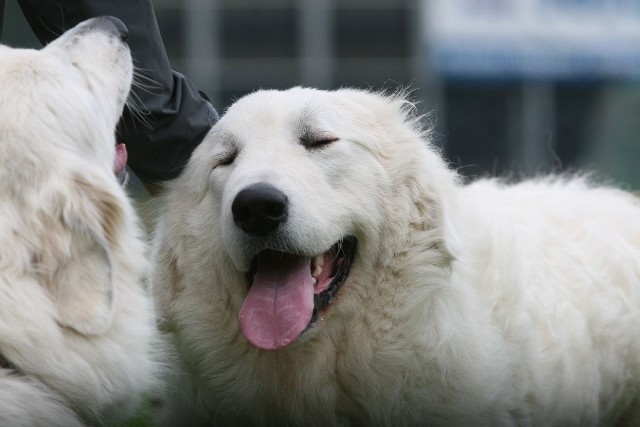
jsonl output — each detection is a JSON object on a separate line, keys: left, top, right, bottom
{"left": 453, "top": 177, "right": 640, "bottom": 423}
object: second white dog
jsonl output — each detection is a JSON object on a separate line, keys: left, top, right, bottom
{"left": 153, "top": 87, "right": 640, "bottom": 426}
{"left": 0, "top": 17, "right": 158, "bottom": 426}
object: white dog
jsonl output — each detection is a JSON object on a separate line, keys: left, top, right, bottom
{"left": 0, "top": 17, "right": 158, "bottom": 426}
{"left": 152, "top": 87, "right": 640, "bottom": 426}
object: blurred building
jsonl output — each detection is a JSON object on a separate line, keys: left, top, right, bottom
{"left": 150, "top": 0, "right": 640, "bottom": 187}
{"left": 3, "top": 0, "right": 639, "bottom": 187}
{"left": 152, "top": 0, "right": 418, "bottom": 108}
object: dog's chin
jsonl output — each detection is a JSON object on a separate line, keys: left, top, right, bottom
{"left": 238, "top": 236, "right": 357, "bottom": 351}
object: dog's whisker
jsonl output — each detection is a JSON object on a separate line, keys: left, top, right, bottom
{"left": 36, "top": 7, "right": 64, "bottom": 41}
{"left": 131, "top": 67, "right": 164, "bottom": 92}
{"left": 124, "top": 90, "right": 154, "bottom": 129}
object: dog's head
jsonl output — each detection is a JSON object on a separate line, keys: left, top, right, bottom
{"left": 158, "top": 87, "right": 459, "bottom": 352}
{"left": 0, "top": 16, "right": 131, "bottom": 172}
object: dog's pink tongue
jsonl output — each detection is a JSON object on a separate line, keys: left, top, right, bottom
{"left": 239, "top": 253, "right": 314, "bottom": 351}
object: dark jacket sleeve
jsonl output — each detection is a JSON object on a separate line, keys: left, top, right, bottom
{"left": 0, "top": 1, "right": 5, "bottom": 37}
{"left": 17, "top": 0, "right": 218, "bottom": 182}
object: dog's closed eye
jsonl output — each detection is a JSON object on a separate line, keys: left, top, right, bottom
{"left": 300, "top": 133, "right": 339, "bottom": 149}
{"left": 212, "top": 132, "right": 239, "bottom": 168}
{"left": 216, "top": 147, "right": 238, "bottom": 167}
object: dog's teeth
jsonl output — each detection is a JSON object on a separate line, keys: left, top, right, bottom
{"left": 312, "top": 265, "right": 322, "bottom": 278}
{"left": 311, "top": 255, "right": 324, "bottom": 278}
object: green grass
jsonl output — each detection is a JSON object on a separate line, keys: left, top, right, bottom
{"left": 116, "top": 399, "right": 155, "bottom": 427}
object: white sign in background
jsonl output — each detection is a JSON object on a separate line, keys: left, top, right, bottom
{"left": 426, "top": 0, "right": 640, "bottom": 79}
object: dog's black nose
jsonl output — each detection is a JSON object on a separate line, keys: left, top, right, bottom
{"left": 232, "top": 183, "right": 288, "bottom": 236}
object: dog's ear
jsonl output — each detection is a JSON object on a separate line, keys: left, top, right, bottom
{"left": 51, "top": 223, "right": 114, "bottom": 336}
{"left": 48, "top": 172, "right": 124, "bottom": 336}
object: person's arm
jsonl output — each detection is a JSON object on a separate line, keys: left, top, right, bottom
{"left": 17, "top": 0, "right": 218, "bottom": 188}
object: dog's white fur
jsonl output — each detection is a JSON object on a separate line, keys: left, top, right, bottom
{"left": 152, "top": 87, "right": 640, "bottom": 425}
{"left": 0, "top": 18, "right": 157, "bottom": 426}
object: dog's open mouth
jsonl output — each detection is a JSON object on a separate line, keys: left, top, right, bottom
{"left": 239, "top": 236, "right": 357, "bottom": 351}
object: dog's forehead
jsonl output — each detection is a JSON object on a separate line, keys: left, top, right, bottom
{"left": 0, "top": 47, "right": 71, "bottom": 86}
{"left": 0, "top": 45, "right": 11, "bottom": 60}
{"left": 222, "top": 88, "right": 334, "bottom": 129}
{"left": 0, "top": 50, "right": 47, "bottom": 113}
{"left": 0, "top": 48, "right": 82, "bottom": 112}
{"left": 0, "top": 48, "right": 37, "bottom": 73}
